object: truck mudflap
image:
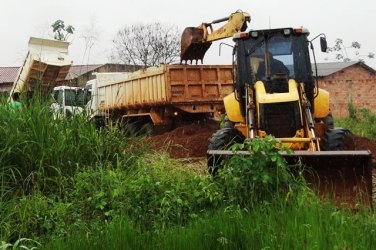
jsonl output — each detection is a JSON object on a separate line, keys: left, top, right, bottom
{"left": 207, "top": 149, "right": 373, "bottom": 207}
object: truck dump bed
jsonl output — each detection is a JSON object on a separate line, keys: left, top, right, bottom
{"left": 97, "top": 64, "right": 233, "bottom": 125}
{"left": 10, "top": 37, "right": 72, "bottom": 97}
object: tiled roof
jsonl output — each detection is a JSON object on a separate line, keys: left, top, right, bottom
{"left": 0, "top": 67, "right": 19, "bottom": 83}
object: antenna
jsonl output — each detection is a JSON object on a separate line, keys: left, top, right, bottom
{"left": 268, "top": 16, "right": 271, "bottom": 29}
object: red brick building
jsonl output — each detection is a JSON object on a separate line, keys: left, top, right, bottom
{"left": 313, "top": 61, "right": 376, "bottom": 117}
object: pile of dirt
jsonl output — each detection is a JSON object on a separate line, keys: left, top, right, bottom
{"left": 354, "top": 136, "right": 376, "bottom": 160}
{"left": 151, "top": 121, "right": 218, "bottom": 158}
{"left": 151, "top": 122, "right": 376, "bottom": 160}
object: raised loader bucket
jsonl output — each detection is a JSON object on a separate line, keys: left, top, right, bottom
{"left": 180, "top": 27, "right": 212, "bottom": 63}
{"left": 207, "top": 149, "right": 373, "bottom": 207}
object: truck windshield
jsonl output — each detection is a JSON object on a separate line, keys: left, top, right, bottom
{"left": 64, "top": 89, "right": 86, "bottom": 107}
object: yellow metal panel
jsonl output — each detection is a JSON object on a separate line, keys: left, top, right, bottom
{"left": 313, "top": 88, "right": 330, "bottom": 119}
{"left": 224, "top": 92, "right": 243, "bottom": 122}
{"left": 255, "top": 80, "right": 300, "bottom": 103}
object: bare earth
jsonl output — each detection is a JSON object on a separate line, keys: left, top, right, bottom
{"left": 151, "top": 121, "right": 376, "bottom": 160}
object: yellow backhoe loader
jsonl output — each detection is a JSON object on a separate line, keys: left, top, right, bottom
{"left": 180, "top": 11, "right": 250, "bottom": 63}
{"left": 184, "top": 20, "right": 373, "bottom": 206}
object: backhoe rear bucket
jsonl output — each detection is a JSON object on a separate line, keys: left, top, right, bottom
{"left": 180, "top": 27, "right": 212, "bottom": 63}
{"left": 207, "top": 149, "right": 373, "bottom": 207}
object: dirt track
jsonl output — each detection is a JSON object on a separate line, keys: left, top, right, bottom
{"left": 151, "top": 121, "right": 376, "bottom": 160}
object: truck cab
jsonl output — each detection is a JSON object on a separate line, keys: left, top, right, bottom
{"left": 50, "top": 86, "right": 88, "bottom": 119}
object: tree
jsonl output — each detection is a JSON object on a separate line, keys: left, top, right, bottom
{"left": 51, "top": 20, "right": 75, "bottom": 41}
{"left": 328, "top": 38, "right": 374, "bottom": 62}
{"left": 80, "top": 18, "right": 100, "bottom": 65}
{"left": 112, "top": 23, "right": 180, "bottom": 67}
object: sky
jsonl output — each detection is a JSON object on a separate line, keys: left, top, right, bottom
{"left": 0, "top": 0, "right": 375, "bottom": 69}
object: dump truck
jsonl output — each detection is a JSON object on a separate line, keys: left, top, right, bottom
{"left": 9, "top": 37, "right": 72, "bottom": 100}
{"left": 186, "top": 15, "right": 373, "bottom": 206}
{"left": 85, "top": 64, "right": 234, "bottom": 132}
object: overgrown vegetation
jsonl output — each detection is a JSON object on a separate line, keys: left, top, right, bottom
{"left": 336, "top": 103, "right": 376, "bottom": 140}
{"left": 1, "top": 98, "right": 375, "bottom": 249}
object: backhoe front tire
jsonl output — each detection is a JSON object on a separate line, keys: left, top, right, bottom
{"left": 207, "top": 128, "right": 245, "bottom": 175}
{"left": 322, "top": 128, "right": 355, "bottom": 151}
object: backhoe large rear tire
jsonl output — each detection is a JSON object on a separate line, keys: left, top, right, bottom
{"left": 322, "top": 128, "right": 355, "bottom": 151}
{"left": 207, "top": 128, "right": 245, "bottom": 175}
{"left": 323, "top": 113, "right": 334, "bottom": 130}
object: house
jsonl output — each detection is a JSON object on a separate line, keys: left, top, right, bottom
{"left": 1, "top": 62, "right": 375, "bottom": 117}
{"left": 312, "top": 61, "right": 376, "bottom": 117}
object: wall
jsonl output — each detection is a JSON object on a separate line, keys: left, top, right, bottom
{"left": 318, "top": 64, "right": 376, "bottom": 118}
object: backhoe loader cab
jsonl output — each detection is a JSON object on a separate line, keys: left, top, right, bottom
{"left": 234, "top": 28, "right": 316, "bottom": 114}
{"left": 208, "top": 27, "right": 373, "bottom": 206}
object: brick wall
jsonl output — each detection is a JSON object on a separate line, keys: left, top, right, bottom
{"left": 318, "top": 64, "right": 376, "bottom": 117}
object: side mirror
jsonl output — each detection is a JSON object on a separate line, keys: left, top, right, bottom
{"left": 320, "top": 37, "right": 328, "bottom": 52}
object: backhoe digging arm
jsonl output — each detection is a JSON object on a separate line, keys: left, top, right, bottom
{"left": 180, "top": 11, "right": 250, "bottom": 64}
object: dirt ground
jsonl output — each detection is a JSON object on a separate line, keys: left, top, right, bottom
{"left": 151, "top": 121, "right": 376, "bottom": 160}
{"left": 151, "top": 120, "right": 218, "bottom": 158}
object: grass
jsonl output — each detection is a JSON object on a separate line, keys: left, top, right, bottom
{"left": 43, "top": 198, "right": 376, "bottom": 250}
{"left": 1, "top": 98, "right": 376, "bottom": 249}
{"left": 335, "top": 105, "right": 376, "bottom": 140}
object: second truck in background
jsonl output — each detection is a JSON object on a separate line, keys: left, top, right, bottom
{"left": 86, "top": 64, "right": 233, "bottom": 132}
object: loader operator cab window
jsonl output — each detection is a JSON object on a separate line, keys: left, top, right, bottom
{"left": 254, "top": 52, "right": 290, "bottom": 80}
{"left": 248, "top": 32, "right": 294, "bottom": 82}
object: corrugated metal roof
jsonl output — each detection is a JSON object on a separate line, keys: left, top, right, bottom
{"left": 0, "top": 67, "right": 19, "bottom": 83}
{"left": 311, "top": 61, "right": 359, "bottom": 77}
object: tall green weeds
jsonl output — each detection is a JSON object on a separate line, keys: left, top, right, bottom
{"left": 336, "top": 105, "right": 376, "bottom": 140}
{"left": 0, "top": 98, "right": 150, "bottom": 242}
{"left": 215, "top": 136, "right": 305, "bottom": 207}
{"left": 2, "top": 97, "right": 374, "bottom": 248}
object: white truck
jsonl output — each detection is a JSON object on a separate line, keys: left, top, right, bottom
{"left": 50, "top": 85, "right": 88, "bottom": 119}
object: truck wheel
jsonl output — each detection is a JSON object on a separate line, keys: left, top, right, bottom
{"left": 207, "top": 128, "right": 245, "bottom": 175}
{"left": 139, "top": 123, "right": 154, "bottom": 136}
{"left": 322, "top": 128, "right": 355, "bottom": 151}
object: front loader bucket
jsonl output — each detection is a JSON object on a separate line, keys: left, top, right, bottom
{"left": 180, "top": 27, "right": 212, "bottom": 63}
{"left": 207, "top": 150, "right": 373, "bottom": 207}
{"left": 282, "top": 150, "right": 373, "bottom": 207}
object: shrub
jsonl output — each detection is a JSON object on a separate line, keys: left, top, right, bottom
{"left": 121, "top": 153, "right": 222, "bottom": 231}
{"left": 215, "top": 136, "right": 303, "bottom": 207}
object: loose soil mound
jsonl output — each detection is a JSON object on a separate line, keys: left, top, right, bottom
{"left": 151, "top": 122, "right": 376, "bottom": 160}
{"left": 354, "top": 136, "right": 376, "bottom": 160}
{"left": 151, "top": 121, "right": 218, "bottom": 158}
